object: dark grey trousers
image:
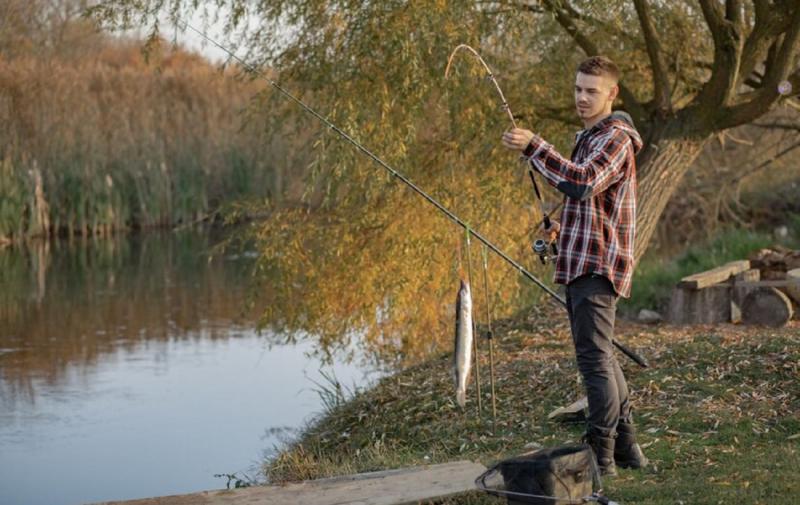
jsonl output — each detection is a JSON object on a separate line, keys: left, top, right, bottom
{"left": 565, "top": 274, "right": 631, "bottom": 438}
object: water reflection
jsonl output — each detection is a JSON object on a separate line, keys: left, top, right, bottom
{"left": 0, "top": 231, "right": 375, "bottom": 505}
{"left": 1, "top": 233, "right": 256, "bottom": 404}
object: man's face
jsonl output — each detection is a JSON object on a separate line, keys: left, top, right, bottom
{"left": 574, "top": 72, "right": 618, "bottom": 123}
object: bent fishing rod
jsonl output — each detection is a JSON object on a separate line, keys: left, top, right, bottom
{"left": 179, "top": 21, "right": 647, "bottom": 368}
{"left": 445, "top": 45, "right": 558, "bottom": 264}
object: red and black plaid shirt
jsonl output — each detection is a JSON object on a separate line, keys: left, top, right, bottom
{"left": 523, "top": 112, "right": 642, "bottom": 297}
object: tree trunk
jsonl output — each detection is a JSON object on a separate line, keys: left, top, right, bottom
{"left": 634, "top": 133, "right": 710, "bottom": 263}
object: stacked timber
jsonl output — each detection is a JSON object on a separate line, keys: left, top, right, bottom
{"left": 667, "top": 260, "right": 749, "bottom": 324}
{"left": 749, "top": 247, "right": 800, "bottom": 279}
{"left": 667, "top": 249, "right": 800, "bottom": 327}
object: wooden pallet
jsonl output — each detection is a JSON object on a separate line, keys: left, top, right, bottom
{"left": 90, "top": 460, "right": 487, "bottom": 505}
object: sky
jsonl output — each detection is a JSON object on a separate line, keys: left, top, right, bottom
{"left": 123, "top": 7, "right": 236, "bottom": 63}
{"left": 169, "top": 14, "right": 230, "bottom": 63}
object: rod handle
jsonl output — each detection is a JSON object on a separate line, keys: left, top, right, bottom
{"left": 612, "top": 339, "right": 649, "bottom": 368}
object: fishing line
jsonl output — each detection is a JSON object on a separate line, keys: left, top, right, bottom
{"left": 481, "top": 244, "right": 498, "bottom": 431}
{"left": 177, "top": 21, "right": 648, "bottom": 368}
{"left": 445, "top": 44, "right": 555, "bottom": 244}
{"left": 464, "top": 228, "right": 482, "bottom": 418}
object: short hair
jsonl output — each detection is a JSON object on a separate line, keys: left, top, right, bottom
{"left": 577, "top": 56, "right": 620, "bottom": 83}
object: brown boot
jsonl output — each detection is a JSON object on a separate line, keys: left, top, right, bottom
{"left": 582, "top": 431, "right": 617, "bottom": 477}
{"left": 614, "top": 416, "right": 649, "bottom": 469}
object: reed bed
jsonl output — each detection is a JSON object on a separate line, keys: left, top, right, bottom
{"left": 0, "top": 39, "right": 284, "bottom": 242}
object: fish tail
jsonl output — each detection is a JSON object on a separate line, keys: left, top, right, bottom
{"left": 456, "top": 388, "right": 466, "bottom": 408}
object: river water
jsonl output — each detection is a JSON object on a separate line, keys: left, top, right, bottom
{"left": 0, "top": 231, "right": 378, "bottom": 505}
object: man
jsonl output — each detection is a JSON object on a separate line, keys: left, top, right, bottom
{"left": 501, "top": 56, "right": 648, "bottom": 476}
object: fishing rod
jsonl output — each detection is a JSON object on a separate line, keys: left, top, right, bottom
{"left": 178, "top": 21, "right": 647, "bottom": 368}
{"left": 445, "top": 45, "right": 558, "bottom": 264}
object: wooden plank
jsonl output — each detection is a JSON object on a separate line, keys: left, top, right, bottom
{"left": 90, "top": 460, "right": 487, "bottom": 505}
{"left": 678, "top": 260, "right": 750, "bottom": 289}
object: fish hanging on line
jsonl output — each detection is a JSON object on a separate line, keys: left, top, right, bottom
{"left": 454, "top": 279, "right": 473, "bottom": 408}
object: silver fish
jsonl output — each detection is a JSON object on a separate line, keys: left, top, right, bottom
{"left": 454, "top": 279, "right": 473, "bottom": 408}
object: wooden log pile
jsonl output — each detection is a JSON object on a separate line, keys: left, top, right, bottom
{"left": 749, "top": 246, "right": 800, "bottom": 278}
{"left": 667, "top": 248, "right": 800, "bottom": 327}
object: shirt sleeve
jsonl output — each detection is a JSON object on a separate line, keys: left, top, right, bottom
{"left": 523, "top": 128, "right": 631, "bottom": 201}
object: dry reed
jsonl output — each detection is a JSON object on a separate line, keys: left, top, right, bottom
{"left": 0, "top": 37, "right": 286, "bottom": 241}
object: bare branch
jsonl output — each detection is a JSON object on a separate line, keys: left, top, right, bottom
{"left": 537, "top": 0, "right": 598, "bottom": 52}
{"left": 633, "top": 0, "right": 671, "bottom": 111}
{"left": 689, "top": 0, "right": 745, "bottom": 118}
{"left": 788, "top": 66, "right": 800, "bottom": 97}
{"left": 717, "top": 7, "right": 800, "bottom": 129}
{"left": 725, "top": 0, "right": 744, "bottom": 27}
{"left": 763, "top": 8, "right": 800, "bottom": 89}
{"left": 785, "top": 97, "right": 800, "bottom": 112}
{"left": 728, "top": 140, "right": 800, "bottom": 186}
{"left": 739, "top": 5, "right": 792, "bottom": 91}
{"left": 751, "top": 121, "right": 800, "bottom": 132}
{"left": 698, "top": 0, "right": 725, "bottom": 43}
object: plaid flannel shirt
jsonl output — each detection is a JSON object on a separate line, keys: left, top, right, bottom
{"left": 523, "top": 112, "right": 643, "bottom": 297}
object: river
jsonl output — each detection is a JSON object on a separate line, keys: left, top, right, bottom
{"left": 0, "top": 230, "right": 378, "bottom": 505}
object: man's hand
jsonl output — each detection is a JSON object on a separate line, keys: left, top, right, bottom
{"left": 542, "top": 220, "right": 560, "bottom": 243}
{"left": 501, "top": 128, "right": 535, "bottom": 151}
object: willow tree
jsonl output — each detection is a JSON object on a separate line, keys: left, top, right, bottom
{"left": 89, "top": 1, "right": 800, "bottom": 360}
{"left": 90, "top": 0, "right": 800, "bottom": 258}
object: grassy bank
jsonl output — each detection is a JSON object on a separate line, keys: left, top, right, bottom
{"left": 265, "top": 311, "right": 799, "bottom": 504}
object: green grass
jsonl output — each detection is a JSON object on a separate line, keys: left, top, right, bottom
{"left": 0, "top": 152, "right": 273, "bottom": 241}
{"left": 622, "top": 222, "right": 800, "bottom": 315}
{"left": 264, "top": 319, "right": 800, "bottom": 504}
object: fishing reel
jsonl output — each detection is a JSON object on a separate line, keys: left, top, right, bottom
{"left": 533, "top": 216, "right": 559, "bottom": 264}
{"left": 532, "top": 238, "right": 558, "bottom": 264}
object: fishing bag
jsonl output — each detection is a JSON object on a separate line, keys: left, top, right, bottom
{"left": 475, "top": 444, "right": 601, "bottom": 505}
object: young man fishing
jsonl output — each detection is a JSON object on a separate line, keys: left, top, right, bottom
{"left": 501, "top": 56, "right": 648, "bottom": 476}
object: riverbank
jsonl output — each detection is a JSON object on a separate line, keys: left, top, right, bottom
{"left": 265, "top": 308, "right": 800, "bottom": 504}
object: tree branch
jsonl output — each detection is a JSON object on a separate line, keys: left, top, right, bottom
{"left": 763, "top": 8, "right": 800, "bottom": 86}
{"left": 556, "top": 0, "right": 640, "bottom": 45}
{"left": 784, "top": 97, "right": 800, "bottom": 111}
{"left": 633, "top": 0, "right": 671, "bottom": 111}
{"left": 538, "top": 0, "right": 648, "bottom": 126}
{"left": 728, "top": 140, "right": 800, "bottom": 186}
{"left": 698, "top": 0, "right": 725, "bottom": 43}
{"left": 689, "top": 0, "right": 745, "bottom": 117}
{"left": 751, "top": 121, "right": 800, "bottom": 132}
{"left": 717, "top": 6, "right": 800, "bottom": 129}
{"left": 738, "top": 3, "right": 791, "bottom": 91}
{"left": 725, "top": 0, "right": 744, "bottom": 27}
{"left": 789, "top": 66, "right": 800, "bottom": 98}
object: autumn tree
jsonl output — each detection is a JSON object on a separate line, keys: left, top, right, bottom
{"left": 87, "top": 1, "right": 800, "bottom": 360}
{"left": 89, "top": 0, "right": 800, "bottom": 260}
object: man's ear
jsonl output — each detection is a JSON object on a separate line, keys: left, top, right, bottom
{"left": 609, "top": 84, "right": 619, "bottom": 103}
